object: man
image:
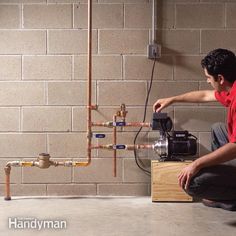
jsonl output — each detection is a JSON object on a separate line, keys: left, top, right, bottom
{"left": 153, "top": 48, "right": 236, "bottom": 211}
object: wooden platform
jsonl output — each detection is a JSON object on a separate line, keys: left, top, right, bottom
{"left": 151, "top": 161, "right": 193, "bottom": 202}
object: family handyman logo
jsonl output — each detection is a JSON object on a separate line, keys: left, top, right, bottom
{"left": 8, "top": 217, "right": 67, "bottom": 230}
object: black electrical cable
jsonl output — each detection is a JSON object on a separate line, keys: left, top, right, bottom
{"left": 133, "top": 56, "right": 157, "bottom": 175}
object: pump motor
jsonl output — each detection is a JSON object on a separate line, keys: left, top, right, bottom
{"left": 152, "top": 113, "right": 197, "bottom": 161}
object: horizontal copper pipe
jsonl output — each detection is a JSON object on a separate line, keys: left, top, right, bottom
{"left": 92, "top": 121, "right": 151, "bottom": 128}
{"left": 91, "top": 144, "right": 153, "bottom": 150}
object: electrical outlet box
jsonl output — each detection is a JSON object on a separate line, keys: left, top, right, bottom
{"left": 148, "top": 44, "right": 161, "bottom": 60}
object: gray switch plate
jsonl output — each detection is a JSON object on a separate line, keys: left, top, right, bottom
{"left": 147, "top": 44, "right": 161, "bottom": 60}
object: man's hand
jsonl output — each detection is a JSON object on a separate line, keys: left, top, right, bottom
{"left": 178, "top": 162, "right": 201, "bottom": 190}
{"left": 153, "top": 97, "right": 174, "bottom": 112}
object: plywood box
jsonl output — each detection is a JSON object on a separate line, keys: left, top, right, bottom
{"left": 151, "top": 161, "right": 193, "bottom": 202}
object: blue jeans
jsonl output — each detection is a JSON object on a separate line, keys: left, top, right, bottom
{"left": 185, "top": 122, "right": 236, "bottom": 201}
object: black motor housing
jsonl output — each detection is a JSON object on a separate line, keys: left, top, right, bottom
{"left": 168, "top": 131, "right": 197, "bottom": 157}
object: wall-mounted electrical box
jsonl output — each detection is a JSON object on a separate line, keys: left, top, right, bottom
{"left": 148, "top": 44, "right": 161, "bottom": 60}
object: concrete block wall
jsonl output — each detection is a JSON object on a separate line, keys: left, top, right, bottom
{"left": 0, "top": 0, "right": 233, "bottom": 197}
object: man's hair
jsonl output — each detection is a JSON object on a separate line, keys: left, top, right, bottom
{"left": 201, "top": 48, "right": 236, "bottom": 83}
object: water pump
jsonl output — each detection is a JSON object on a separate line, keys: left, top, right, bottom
{"left": 152, "top": 113, "right": 197, "bottom": 161}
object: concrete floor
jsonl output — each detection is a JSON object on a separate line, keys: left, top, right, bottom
{"left": 0, "top": 196, "right": 236, "bottom": 236}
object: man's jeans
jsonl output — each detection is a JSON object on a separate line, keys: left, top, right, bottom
{"left": 185, "top": 122, "right": 236, "bottom": 201}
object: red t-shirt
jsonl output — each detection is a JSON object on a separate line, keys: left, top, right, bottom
{"left": 215, "top": 82, "right": 236, "bottom": 142}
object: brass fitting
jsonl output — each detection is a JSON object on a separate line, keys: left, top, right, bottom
{"left": 35, "top": 153, "right": 52, "bottom": 169}
{"left": 120, "top": 103, "right": 128, "bottom": 118}
{"left": 116, "top": 104, "right": 128, "bottom": 118}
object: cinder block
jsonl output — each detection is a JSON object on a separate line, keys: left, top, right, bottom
{"left": 0, "top": 134, "right": 47, "bottom": 157}
{"left": 174, "top": 56, "right": 204, "bottom": 81}
{"left": 72, "top": 106, "right": 87, "bottom": 132}
{"left": 0, "top": 108, "right": 19, "bottom": 132}
{"left": 22, "top": 160, "right": 72, "bottom": 183}
{"left": 47, "top": 184, "right": 97, "bottom": 196}
{"left": 22, "top": 107, "right": 71, "bottom": 132}
{"left": 47, "top": 81, "right": 96, "bottom": 105}
{"left": 152, "top": 161, "right": 193, "bottom": 202}
{"left": 199, "top": 132, "right": 211, "bottom": 156}
{"left": 0, "top": 82, "right": 45, "bottom": 106}
{"left": 174, "top": 107, "right": 226, "bottom": 131}
{"left": 98, "top": 81, "right": 146, "bottom": 105}
{"left": 23, "top": 56, "right": 72, "bottom": 80}
{"left": 176, "top": 4, "right": 224, "bottom": 28}
{"left": 99, "top": 30, "right": 148, "bottom": 54}
{"left": 74, "top": 4, "right": 123, "bottom": 29}
{"left": 159, "top": 0, "right": 199, "bottom": 2}
{"left": 48, "top": 133, "right": 88, "bottom": 157}
{"left": 48, "top": 0, "right": 96, "bottom": 2}
{"left": 124, "top": 56, "right": 173, "bottom": 80}
{"left": 226, "top": 3, "right": 236, "bottom": 28}
{"left": 0, "top": 159, "right": 21, "bottom": 184}
{"left": 1, "top": 0, "right": 45, "bottom": 2}
{"left": 74, "top": 55, "right": 122, "bottom": 80}
{"left": 149, "top": 81, "right": 199, "bottom": 106}
{"left": 0, "top": 184, "right": 46, "bottom": 197}
{"left": 125, "top": 3, "right": 151, "bottom": 28}
{"left": 201, "top": 30, "right": 236, "bottom": 53}
{"left": 99, "top": 0, "right": 148, "bottom": 2}
{"left": 156, "top": 1, "right": 175, "bottom": 29}
{"left": 48, "top": 30, "right": 98, "bottom": 54}
{"left": 157, "top": 30, "right": 200, "bottom": 54}
{"left": 123, "top": 159, "right": 150, "bottom": 183}
{"left": 0, "top": 5, "right": 20, "bottom": 29}
{"left": 0, "top": 56, "right": 21, "bottom": 80}
{"left": 98, "top": 184, "right": 149, "bottom": 196}
{"left": 0, "top": 30, "right": 46, "bottom": 54}
{"left": 23, "top": 4, "right": 72, "bottom": 28}
{"left": 73, "top": 158, "right": 122, "bottom": 183}
{"left": 201, "top": 0, "right": 234, "bottom": 2}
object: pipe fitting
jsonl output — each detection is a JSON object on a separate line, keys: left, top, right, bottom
{"left": 120, "top": 103, "right": 128, "bottom": 118}
{"left": 4, "top": 166, "right": 11, "bottom": 175}
{"left": 37, "top": 153, "right": 51, "bottom": 169}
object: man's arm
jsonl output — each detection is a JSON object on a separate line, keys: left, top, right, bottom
{"left": 195, "top": 142, "right": 236, "bottom": 168}
{"left": 178, "top": 143, "right": 236, "bottom": 189}
{"left": 153, "top": 90, "right": 216, "bottom": 112}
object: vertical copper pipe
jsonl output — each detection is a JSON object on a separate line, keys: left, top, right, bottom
{"left": 4, "top": 166, "right": 11, "bottom": 200}
{"left": 86, "top": 0, "right": 92, "bottom": 166}
{"left": 113, "top": 115, "right": 117, "bottom": 177}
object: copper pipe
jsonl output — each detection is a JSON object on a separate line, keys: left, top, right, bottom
{"left": 91, "top": 144, "right": 153, "bottom": 150}
{"left": 86, "top": 0, "right": 92, "bottom": 167}
{"left": 4, "top": 166, "right": 11, "bottom": 201}
{"left": 113, "top": 115, "right": 117, "bottom": 177}
{"left": 125, "top": 122, "right": 151, "bottom": 127}
{"left": 125, "top": 144, "right": 153, "bottom": 150}
{"left": 92, "top": 121, "right": 151, "bottom": 128}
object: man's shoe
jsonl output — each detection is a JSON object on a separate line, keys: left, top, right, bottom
{"left": 202, "top": 199, "right": 236, "bottom": 211}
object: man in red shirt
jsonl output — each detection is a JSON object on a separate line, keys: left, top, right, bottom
{"left": 153, "top": 48, "right": 236, "bottom": 211}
